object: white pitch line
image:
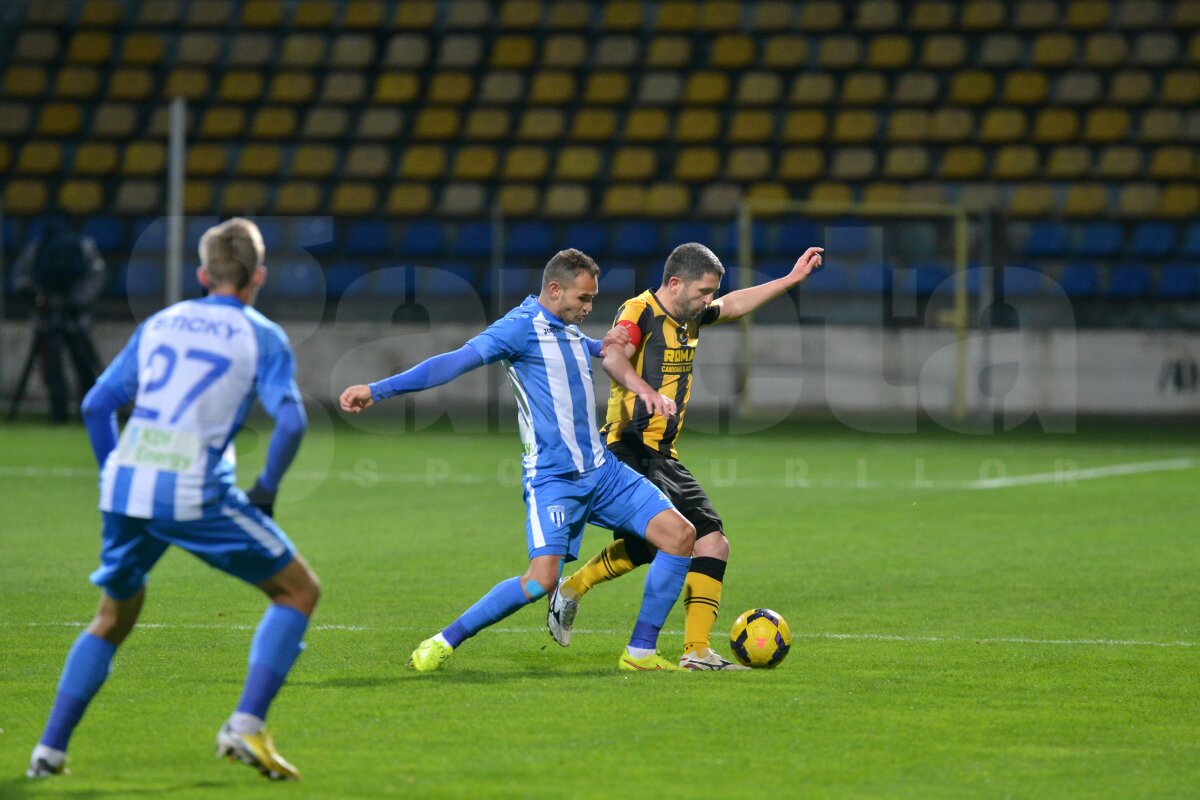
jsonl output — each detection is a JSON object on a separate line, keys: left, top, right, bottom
{"left": 966, "top": 457, "right": 1200, "bottom": 490}
{"left": 11, "top": 622, "right": 1196, "bottom": 649}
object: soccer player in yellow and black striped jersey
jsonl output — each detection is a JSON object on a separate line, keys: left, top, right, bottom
{"left": 547, "top": 242, "right": 824, "bottom": 669}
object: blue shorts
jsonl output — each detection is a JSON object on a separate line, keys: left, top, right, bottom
{"left": 524, "top": 453, "right": 676, "bottom": 562}
{"left": 91, "top": 489, "right": 296, "bottom": 601}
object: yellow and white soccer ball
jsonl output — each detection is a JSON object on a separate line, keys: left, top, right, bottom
{"left": 729, "top": 608, "right": 793, "bottom": 668}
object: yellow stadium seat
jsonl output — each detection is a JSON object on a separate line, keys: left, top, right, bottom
{"left": 1083, "top": 108, "right": 1130, "bottom": 142}
{"left": 185, "top": 143, "right": 227, "bottom": 177}
{"left": 1160, "top": 71, "right": 1200, "bottom": 105}
{"left": 73, "top": 142, "right": 118, "bottom": 176}
{"left": 727, "top": 110, "right": 775, "bottom": 143}
{"left": 115, "top": 179, "right": 164, "bottom": 214}
{"left": 395, "top": 0, "right": 436, "bottom": 28}
{"left": 329, "top": 34, "right": 376, "bottom": 69}
{"left": 1132, "top": 32, "right": 1180, "bottom": 67}
{"left": 674, "top": 109, "right": 720, "bottom": 143}
{"left": 546, "top": 1, "right": 590, "bottom": 29}
{"left": 1108, "top": 70, "right": 1153, "bottom": 104}
{"left": 1116, "top": 183, "right": 1160, "bottom": 216}
{"left": 979, "top": 108, "right": 1027, "bottom": 142}
{"left": 962, "top": 0, "right": 1006, "bottom": 29}
{"left": 1032, "top": 108, "right": 1078, "bottom": 143}
{"left": 293, "top": 0, "right": 337, "bottom": 28}
{"left": 930, "top": 108, "right": 974, "bottom": 141}
{"left": 118, "top": 34, "right": 164, "bottom": 66}
{"left": 233, "top": 144, "right": 282, "bottom": 177}
{"left": 357, "top": 108, "right": 403, "bottom": 140}
{"left": 37, "top": 104, "right": 82, "bottom": 137}
{"left": 438, "top": 182, "right": 487, "bottom": 216}
{"left": 443, "top": 2, "right": 499, "bottom": 32}
{"left": 1008, "top": 184, "right": 1054, "bottom": 217}
{"left": 882, "top": 146, "right": 931, "bottom": 179}
{"left": 121, "top": 141, "right": 165, "bottom": 176}
{"left": 228, "top": 33, "right": 275, "bottom": 68}
{"left": 817, "top": 35, "right": 863, "bottom": 70}
{"left": 1173, "top": 0, "right": 1200, "bottom": 25}
{"left": 198, "top": 107, "right": 244, "bottom": 139}
{"left": 67, "top": 32, "right": 112, "bottom": 63}
{"left": 779, "top": 148, "right": 825, "bottom": 181}
{"left": 250, "top": 108, "right": 297, "bottom": 140}
{"left": 374, "top": 73, "right": 420, "bottom": 104}
{"left": 712, "top": 35, "right": 755, "bottom": 69}
{"left": 674, "top": 148, "right": 720, "bottom": 182}
{"left": 542, "top": 34, "right": 588, "bottom": 68}
{"left": 782, "top": 110, "right": 828, "bottom": 143}
{"left": 164, "top": 70, "right": 208, "bottom": 100}
{"left": 412, "top": 108, "right": 461, "bottom": 140}
{"left": 1160, "top": 184, "right": 1200, "bottom": 218}
{"left": 322, "top": 73, "right": 367, "bottom": 104}
{"left": 888, "top": 109, "right": 931, "bottom": 141}
{"left": 1045, "top": 145, "right": 1091, "bottom": 178}
{"left": 624, "top": 108, "right": 670, "bottom": 142}
{"left": 842, "top": 72, "right": 888, "bottom": 105}
{"left": 746, "top": 183, "right": 787, "bottom": 207}
{"left": 501, "top": 0, "right": 544, "bottom": 28}
{"left": 910, "top": 0, "right": 954, "bottom": 30}
{"left": 15, "top": 30, "right": 59, "bottom": 62}
{"left": 646, "top": 36, "right": 691, "bottom": 68}
{"left": 1002, "top": 71, "right": 1050, "bottom": 104}
{"left": 177, "top": 33, "right": 221, "bottom": 65}
{"left": 452, "top": 145, "right": 499, "bottom": 180}
{"left": 268, "top": 73, "right": 316, "bottom": 104}
{"left": 611, "top": 147, "right": 657, "bottom": 181}
{"left": 790, "top": 74, "right": 835, "bottom": 105}
{"left": 530, "top": 72, "right": 576, "bottom": 104}
{"left": 683, "top": 72, "right": 729, "bottom": 105}
{"left": 498, "top": 184, "right": 540, "bottom": 216}
{"left": 832, "top": 110, "right": 878, "bottom": 143}
{"left": 601, "top": 185, "right": 646, "bottom": 216}
{"left": 907, "top": 183, "right": 948, "bottom": 205}
{"left": 699, "top": 0, "right": 740, "bottom": 30}
{"left": 397, "top": 145, "right": 446, "bottom": 180}
{"left": 290, "top": 144, "right": 337, "bottom": 178}
{"left": 555, "top": 146, "right": 600, "bottom": 181}
{"left": 384, "top": 33, "right": 430, "bottom": 68}
{"left": 992, "top": 145, "right": 1040, "bottom": 179}
{"left": 281, "top": 34, "right": 328, "bottom": 68}
{"left": 736, "top": 72, "right": 782, "bottom": 106}
{"left": 920, "top": 34, "right": 966, "bottom": 69}
{"left": 54, "top": 66, "right": 100, "bottom": 99}
{"left": 16, "top": 142, "right": 62, "bottom": 175}
{"left": 762, "top": 36, "right": 808, "bottom": 70}
{"left": 543, "top": 183, "right": 591, "bottom": 218}
{"left": 725, "top": 148, "right": 772, "bottom": 182}
{"left": 808, "top": 183, "right": 853, "bottom": 205}
{"left": 502, "top": 146, "right": 549, "bottom": 180}
{"left": 1095, "top": 145, "right": 1142, "bottom": 178}
{"left": 938, "top": 146, "right": 985, "bottom": 179}
{"left": 4, "top": 179, "right": 48, "bottom": 215}
{"left": 465, "top": 109, "right": 511, "bottom": 140}
{"left": 0, "top": 143, "right": 12, "bottom": 174}
{"left": 1191, "top": 32, "right": 1200, "bottom": 65}
{"left": 1063, "top": 184, "right": 1110, "bottom": 217}
{"left": 108, "top": 68, "right": 153, "bottom": 101}
{"left": 80, "top": 0, "right": 123, "bottom": 25}
{"left": 274, "top": 181, "right": 322, "bottom": 214}
{"left": 300, "top": 107, "right": 348, "bottom": 138}
{"left": 800, "top": 1, "right": 843, "bottom": 30}
{"left": 949, "top": 71, "right": 996, "bottom": 105}
{"left": 1148, "top": 146, "right": 1195, "bottom": 180}
{"left": 1013, "top": 0, "right": 1058, "bottom": 29}
{"left": 343, "top": 144, "right": 391, "bottom": 178}
{"left": 1053, "top": 72, "right": 1102, "bottom": 105}
{"left": 492, "top": 35, "right": 536, "bottom": 68}
{"left": 1032, "top": 33, "right": 1077, "bottom": 67}
{"left": 568, "top": 108, "right": 616, "bottom": 141}
{"left": 892, "top": 72, "right": 940, "bottom": 104}
{"left": 241, "top": 0, "right": 283, "bottom": 27}
{"left": 4, "top": 66, "right": 47, "bottom": 99}
{"left": 862, "top": 183, "right": 906, "bottom": 206}
{"left": 750, "top": 2, "right": 794, "bottom": 30}
{"left": 428, "top": 73, "right": 474, "bottom": 104}
{"left": 1067, "top": 0, "right": 1109, "bottom": 28}
{"left": 857, "top": 0, "right": 901, "bottom": 30}
{"left": 1083, "top": 32, "right": 1129, "bottom": 68}
{"left": 186, "top": 0, "right": 231, "bottom": 26}
{"left": 867, "top": 35, "right": 913, "bottom": 69}
{"left": 578, "top": 73, "right": 625, "bottom": 106}
{"left": 218, "top": 71, "right": 264, "bottom": 103}
{"left": 1138, "top": 108, "right": 1183, "bottom": 142}
{"left": 88, "top": 103, "right": 133, "bottom": 138}
{"left": 516, "top": 109, "right": 564, "bottom": 140}
{"left": 644, "top": 183, "right": 691, "bottom": 216}
{"left": 655, "top": 1, "right": 695, "bottom": 32}
{"left": 978, "top": 33, "right": 1024, "bottom": 67}
{"left": 478, "top": 72, "right": 525, "bottom": 104}
{"left": 329, "top": 183, "right": 377, "bottom": 215}
{"left": 386, "top": 183, "right": 433, "bottom": 215}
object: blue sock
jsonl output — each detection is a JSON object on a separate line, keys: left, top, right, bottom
{"left": 441, "top": 576, "right": 531, "bottom": 648}
{"left": 629, "top": 552, "right": 691, "bottom": 650}
{"left": 40, "top": 632, "right": 117, "bottom": 751}
{"left": 235, "top": 604, "right": 309, "bottom": 720}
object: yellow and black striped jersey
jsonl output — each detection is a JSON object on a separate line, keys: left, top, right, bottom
{"left": 602, "top": 289, "right": 720, "bottom": 459}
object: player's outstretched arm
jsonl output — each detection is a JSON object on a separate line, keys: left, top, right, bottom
{"left": 601, "top": 338, "right": 677, "bottom": 419}
{"left": 340, "top": 344, "right": 485, "bottom": 414}
{"left": 711, "top": 246, "right": 824, "bottom": 323}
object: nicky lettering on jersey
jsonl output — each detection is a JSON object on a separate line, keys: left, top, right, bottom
{"left": 151, "top": 314, "right": 243, "bottom": 340}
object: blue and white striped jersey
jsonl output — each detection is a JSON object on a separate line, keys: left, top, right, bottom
{"left": 467, "top": 296, "right": 607, "bottom": 479}
{"left": 94, "top": 295, "right": 300, "bottom": 520}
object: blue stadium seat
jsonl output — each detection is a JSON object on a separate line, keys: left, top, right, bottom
{"left": 290, "top": 217, "right": 335, "bottom": 255}
{"left": 1182, "top": 223, "right": 1200, "bottom": 258}
{"left": 183, "top": 263, "right": 202, "bottom": 296}
{"left": 826, "top": 221, "right": 873, "bottom": 256}
{"left": 454, "top": 221, "right": 494, "bottom": 257}
{"left": 422, "top": 262, "right": 479, "bottom": 297}
{"left": 81, "top": 217, "right": 125, "bottom": 252}
{"left": 611, "top": 221, "right": 660, "bottom": 258}
{"left": 719, "top": 220, "right": 769, "bottom": 256}
{"left": 122, "top": 260, "right": 164, "bottom": 297}
{"left": 186, "top": 218, "right": 215, "bottom": 252}
{"left": 344, "top": 220, "right": 390, "bottom": 256}
{"left": 495, "top": 266, "right": 543, "bottom": 299}
{"left": 1001, "top": 264, "right": 1045, "bottom": 296}
{"left": 271, "top": 259, "right": 324, "bottom": 297}
{"left": 757, "top": 258, "right": 794, "bottom": 280}
{"left": 1024, "top": 223, "right": 1069, "bottom": 258}
{"left": 1074, "top": 222, "right": 1123, "bottom": 258}
{"left": 599, "top": 262, "right": 636, "bottom": 296}
{"left": 1159, "top": 263, "right": 1199, "bottom": 298}
{"left": 131, "top": 217, "right": 167, "bottom": 250}
{"left": 1059, "top": 263, "right": 1099, "bottom": 296}
{"left": 561, "top": 221, "right": 607, "bottom": 256}
{"left": 668, "top": 221, "right": 720, "bottom": 251}
{"left": 1128, "top": 222, "right": 1177, "bottom": 259}
{"left": 399, "top": 221, "right": 446, "bottom": 257}
{"left": 255, "top": 218, "right": 284, "bottom": 250}
{"left": 506, "top": 221, "right": 554, "bottom": 258}
{"left": 803, "top": 259, "right": 850, "bottom": 292}
{"left": 1107, "top": 265, "right": 1151, "bottom": 297}
{"left": 901, "top": 262, "right": 951, "bottom": 294}
{"left": 854, "top": 262, "right": 892, "bottom": 293}
{"left": 372, "top": 266, "right": 411, "bottom": 297}
{"left": 325, "top": 262, "right": 368, "bottom": 298}
{"left": 776, "top": 219, "right": 822, "bottom": 254}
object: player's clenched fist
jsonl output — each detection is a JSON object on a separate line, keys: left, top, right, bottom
{"left": 340, "top": 384, "right": 374, "bottom": 413}
{"left": 600, "top": 324, "right": 630, "bottom": 357}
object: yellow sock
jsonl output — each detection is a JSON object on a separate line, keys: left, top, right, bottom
{"left": 563, "top": 539, "right": 636, "bottom": 597}
{"left": 682, "top": 566, "right": 724, "bottom": 656}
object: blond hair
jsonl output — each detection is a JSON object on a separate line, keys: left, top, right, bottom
{"left": 198, "top": 217, "right": 265, "bottom": 289}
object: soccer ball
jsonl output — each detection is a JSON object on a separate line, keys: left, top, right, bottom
{"left": 729, "top": 608, "right": 792, "bottom": 668}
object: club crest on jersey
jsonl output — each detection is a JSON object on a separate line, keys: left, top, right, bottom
{"left": 547, "top": 505, "right": 566, "bottom": 528}
{"left": 676, "top": 325, "right": 690, "bottom": 345}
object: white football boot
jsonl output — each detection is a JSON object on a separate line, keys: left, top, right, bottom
{"left": 546, "top": 579, "right": 579, "bottom": 647}
{"left": 679, "top": 648, "right": 751, "bottom": 671}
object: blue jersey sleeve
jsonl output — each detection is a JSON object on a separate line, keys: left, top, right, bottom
{"left": 585, "top": 336, "right": 603, "bottom": 358}
{"left": 254, "top": 322, "right": 301, "bottom": 417}
{"left": 82, "top": 324, "right": 144, "bottom": 466}
{"left": 95, "top": 323, "right": 143, "bottom": 402}
{"left": 466, "top": 313, "right": 530, "bottom": 365}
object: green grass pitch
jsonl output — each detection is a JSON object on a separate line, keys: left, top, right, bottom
{"left": 1, "top": 418, "right": 1197, "bottom": 798}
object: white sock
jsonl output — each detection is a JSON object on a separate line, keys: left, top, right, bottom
{"left": 626, "top": 646, "right": 655, "bottom": 659}
{"left": 228, "top": 712, "right": 264, "bottom": 735}
{"left": 32, "top": 744, "right": 66, "bottom": 766}
{"left": 433, "top": 632, "right": 451, "bottom": 647}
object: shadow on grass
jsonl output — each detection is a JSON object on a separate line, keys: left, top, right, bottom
{"left": 0, "top": 777, "right": 235, "bottom": 798}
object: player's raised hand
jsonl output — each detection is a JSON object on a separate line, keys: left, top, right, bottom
{"left": 637, "top": 389, "right": 677, "bottom": 419}
{"left": 599, "top": 324, "right": 631, "bottom": 357}
{"left": 787, "top": 247, "right": 824, "bottom": 283}
{"left": 339, "top": 384, "right": 374, "bottom": 413}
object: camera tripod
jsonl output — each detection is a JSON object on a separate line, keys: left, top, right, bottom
{"left": 7, "top": 295, "right": 103, "bottom": 422}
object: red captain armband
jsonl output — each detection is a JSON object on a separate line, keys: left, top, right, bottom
{"left": 615, "top": 319, "right": 643, "bottom": 348}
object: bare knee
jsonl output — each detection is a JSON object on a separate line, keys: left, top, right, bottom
{"left": 649, "top": 512, "right": 695, "bottom": 557}
{"left": 259, "top": 556, "right": 320, "bottom": 617}
{"left": 87, "top": 589, "right": 144, "bottom": 646}
{"left": 693, "top": 531, "right": 729, "bottom": 561}
{"left": 522, "top": 557, "right": 561, "bottom": 598}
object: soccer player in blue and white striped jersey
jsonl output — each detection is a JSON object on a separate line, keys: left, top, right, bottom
{"left": 27, "top": 219, "right": 318, "bottom": 782}
{"left": 340, "top": 249, "right": 696, "bottom": 672}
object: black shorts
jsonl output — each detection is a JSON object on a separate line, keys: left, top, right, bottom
{"left": 607, "top": 439, "right": 724, "bottom": 541}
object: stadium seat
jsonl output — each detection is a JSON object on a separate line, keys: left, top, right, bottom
{"left": 938, "top": 146, "right": 985, "bottom": 179}
{"left": 1138, "top": 108, "right": 1183, "bottom": 143}
{"left": 269, "top": 73, "right": 316, "bottom": 104}
{"left": 762, "top": 35, "right": 808, "bottom": 70}
{"left": 1160, "top": 264, "right": 1200, "bottom": 297}
{"left": 1058, "top": 262, "right": 1100, "bottom": 295}
{"left": 399, "top": 221, "right": 446, "bottom": 257}
{"left": 1096, "top": 146, "right": 1142, "bottom": 179}
{"left": 219, "top": 72, "right": 264, "bottom": 103}
{"left": 271, "top": 260, "right": 325, "bottom": 299}
{"left": 601, "top": 185, "right": 647, "bottom": 216}
{"left": 624, "top": 108, "right": 670, "bottom": 142}
{"left": 294, "top": 0, "right": 337, "bottom": 28}
{"left": 453, "top": 221, "right": 495, "bottom": 257}
{"left": 1182, "top": 223, "right": 1200, "bottom": 258}
{"left": 15, "top": 142, "right": 61, "bottom": 175}
{"left": 674, "top": 148, "right": 720, "bottom": 182}
{"left": 497, "top": 185, "right": 540, "bottom": 216}
{"left": 438, "top": 183, "right": 487, "bottom": 216}
{"left": 1117, "top": 183, "right": 1162, "bottom": 217}
{"left": 397, "top": 145, "right": 446, "bottom": 181}
{"left": 593, "top": 35, "right": 640, "bottom": 69}
{"left": 323, "top": 73, "right": 369, "bottom": 104}
{"left": 330, "top": 184, "right": 378, "bottom": 216}
{"left": 854, "top": 262, "right": 892, "bottom": 293}
{"left": 542, "top": 33, "right": 588, "bottom": 68}
{"left": 451, "top": 145, "right": 498, "bottom": 181}
{"left": 930, "top": 108, "right": 974, "bottom": 142}
{"left": 977, "top": 33, "right": 1023, "bottom": 67}
{"left": 1108, "top": 265, "right": 1152, "bottom": 297}
{"left": 465, "top": 109, "right": 511, "bottom": 140}
{"left": 817, "top": 35, "right": 863, "bottom": 70}
{"left": 1132, "top": 31, "right": 1179, "bottom": 66}
{"left": 1148, "top": 146, "right": 1195, "bottom": 180}
{"left": 643, "top": 183, "right": 690, "bottom": 218}
{"left": 892, "top": 72, "right": 941, "bottom": 105}
{"left": 800, "top": 0, "right": 844, "bottom": 30}
{"left": 645, "top": 36, "right": 691, "bottom": 69}
{"left": 978, "top": 109, "right": 1027, "bottom": 143}
{"left": 505, "top": 221, "right": 554, "bottom": 257}
{"left": 921, "top": 34, "right": 966, "bottom": 68}
{"left": 36, "top": 103, "right": 82, "bottom": 137}
{"left": 1110, "top": 70, "right": 1154, "bottom": 104}
{"left": 882, "top": 146, "right": 930, "bottom": 179}
{"left": 1002, "top": 70, "right": 1050, "bottom": 104}
{"left": 1024, "top": 222, "right": 1070, "bottom": 257}
{"left": 515, "top": 109, "right": 563, "bottom": 141}
{"left": 712, "top": 34, "right": 756, "bottom": 69}
{"left": 1075, "top": 222, "right": 1124, "bottom": 257}
{"left": 1127, "top": 222, "right": 1176, "bottom": 258}
{"left": 674, "top": 109, "right": 721, "bottom": 144}
{"left": 341, "top": 220, "right": 389, "bottom": 256}
{"left": 1001, "top": 264, "right": 1047, "bottom": 297}
{"left": 1063, "top": 185, "right": 1110, "bottom": 217}
{"left": 413, "top": 109, "right": 460, "bottom": 140}
{"left": 1160, "top": 184, "right": 1200, "bottom": 218}
{"left": 342, "top": 144, "right": 391, "bottom": 179}
{"left": 122, "top": 260, "right": 165, "bottom": 297}
{"left": 612, "top": 221, "right": 660, "bottom": 258}
{"left": 242, "top": 0, "right": 284, "bottom": 27}
{"left": 250, "top": 108, "right": 297, "bottom": 140}
{"left": 992, "top": 145, "right": 1039, "bottom": 179}
{"left": 779, "top": 148, "right": 825, "bottom": 181}
{"left": 1052, "top": 72, "right": 1102, "bottom": 105}
{"left": 555, "top": 146, "right": 601, "bottom": 181}
{"left": 59, "top": 180, "right": 104, "bottom": 215}
{"left": 725, "top": 148, "right": 772, "bottom": 182}
{"left": 502, "top": 146, "right": 549, "bottom": 181}
{"left": 1045, "top": 145, "right": 1091, "bottom": 178}
{"left": 386, "top": 183, "right": 433, "bottom": 216}
{"left": 429, "top": 73, "right": 474, "bottom": 104}
{"left": 107, "top": 68, "right": 154, "bottom": 102}
{"left": 289, "top": 144, "right": 337, "bottom": 179}
{"left": 568, "top": 109, "right": 616, "bottom": 142}
{"left": 1033, "top": 108, "right": 1079, "bottom": 143}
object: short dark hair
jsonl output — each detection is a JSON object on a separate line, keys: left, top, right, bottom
{"left": 542, "top": 248, "right": 600, "bottom": 290}
{"left": 662, "top": 243, "right": 725, "bottom": 284}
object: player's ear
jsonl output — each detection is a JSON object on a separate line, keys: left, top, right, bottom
{"left": 253, "top": 265, "right": 267, "bottom": 287}
{"left": 196, "top": 266, "right": 210, "bottom": 288}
